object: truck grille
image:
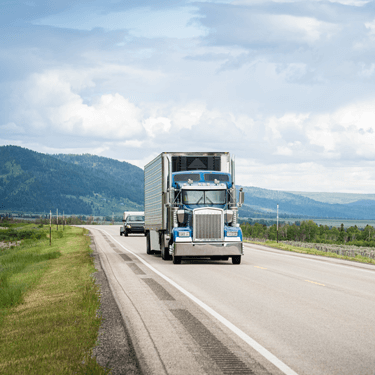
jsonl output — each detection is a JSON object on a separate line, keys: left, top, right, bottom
{"left": 193, "top": 208, "right": 224, "bottom": 241}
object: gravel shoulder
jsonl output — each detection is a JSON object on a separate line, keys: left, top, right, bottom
{"left": 89, "top": 232, "right": 142, "bottom": 375}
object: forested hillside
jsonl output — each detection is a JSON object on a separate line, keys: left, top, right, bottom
{"left": 52, "top": 153, "right": 143, "bottom": 194}
{"left": 0, "top": 146, "right": 143, "bottom": 215}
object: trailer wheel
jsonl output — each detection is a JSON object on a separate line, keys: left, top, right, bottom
{"left": 146, "top": 232, "right": 152, "bottom": 255}
{"left": 172, "top": 255, "right": 181, "bottom": 264}
{"left": 232, "top": 255, "right": 241, "bottom": 265}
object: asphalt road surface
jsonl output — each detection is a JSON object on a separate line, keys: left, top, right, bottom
{"left": 86, "top": 225, "right": 375, "bottom": 375}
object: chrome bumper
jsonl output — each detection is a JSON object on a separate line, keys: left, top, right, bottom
{"left": 173, "top": 242, "right": 243, "bottom": 257}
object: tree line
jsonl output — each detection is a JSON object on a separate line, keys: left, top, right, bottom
{"left": 241, "top": 220, "right": 375, "bottom": 247}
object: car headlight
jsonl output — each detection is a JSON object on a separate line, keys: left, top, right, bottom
{"left": 126, "top": 225, "right": 131, "bottom": 228}
{"left": 178, "top": 231, "right": 190, "bottom": 237}
{"left": 226, "top": 231, "right": 238, "bottom": 237}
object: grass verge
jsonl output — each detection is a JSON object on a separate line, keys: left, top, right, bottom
{"left": 0, "top": 225, "right": 110, "bottom": 374}
{"left": 245, "top": 240, "right": 375, "bottom": 266}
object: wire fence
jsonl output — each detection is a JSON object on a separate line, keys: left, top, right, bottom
{"left": 244, "top": 238, "right": 375, "bottom": 260}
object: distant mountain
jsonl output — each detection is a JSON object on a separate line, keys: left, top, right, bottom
{"left": 345, "top": 199, "right": 375, "bottom": 207}
{"left": 286, "top": 191, "right": 375, "bottom": 205}
{"left": 239, "top": 186, "right": 375, "bottom": 220}
{"left": 0, "top": 146, "right": 143, "bottom": 215}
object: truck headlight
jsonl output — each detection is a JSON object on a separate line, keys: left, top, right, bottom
{"left": 178, "top": 231, "right": 190, "bottom": 237}
{"left": 226, "top": 231, "right": 238, "bottom": 237}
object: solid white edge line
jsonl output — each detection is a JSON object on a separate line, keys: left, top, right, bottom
{"left": 243, "top": 243, "right": 375, "bottom": 274}
{"left": 99, "top": 229, "right": 299, "bottom": 375}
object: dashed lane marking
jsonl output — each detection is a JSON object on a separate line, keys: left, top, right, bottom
{"left": 305, "top": 280, "right": 325, "bottom": 287}
{"left": 254, "top": 266, "right": 267, "bottom": 270}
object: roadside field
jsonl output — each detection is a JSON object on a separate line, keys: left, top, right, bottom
{"left": 245, "top": 239, "right": 375, "bottom": 265}
{"left": 0, "top": 224, "right": 109, "bottom": 375}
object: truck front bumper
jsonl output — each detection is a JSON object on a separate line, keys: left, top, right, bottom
{"left": 173, "top": 242, "right": 243, "bottom": 257}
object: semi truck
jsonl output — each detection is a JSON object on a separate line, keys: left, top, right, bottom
{"left": 120, "top": 211, "right": 145, "bottom": 236}
{"left": 144, "top": 152, "right": 244, "bottom": 264}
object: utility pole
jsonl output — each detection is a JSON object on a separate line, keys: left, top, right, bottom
{"left": 56, "top": 209, "right": 59, "bottom": 231}
{"left": 63, "top": 211, "right": 64, "bottom": 230}
{"left": 112, "top": 212, "right": 114, "bottom": 225}
{"left": 49, "top": 210, "right": 52, "bottom": 246}
{"left": 277, "top": 204, "right": 279, "bottom": 243}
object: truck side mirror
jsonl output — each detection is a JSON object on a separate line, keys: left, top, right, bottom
{"left": 238, "top": 189, "right": 245, "bottom": 207}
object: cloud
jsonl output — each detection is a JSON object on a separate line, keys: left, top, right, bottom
{"left": 236, "top": 158, "right": 375, "bottom": 193}
{"left": 307, "top": 99, "right": 375, "bottom": 159}
{"left": 14, "top": 70, "right": 144, "bottom": 138}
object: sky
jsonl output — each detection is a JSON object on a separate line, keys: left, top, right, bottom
{"left": 1, "top": 0, "right": 375, "bottom": 193}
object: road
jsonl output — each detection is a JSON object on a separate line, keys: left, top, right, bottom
{"left": 85, "top": 225, "right": 375, "bottom": 375}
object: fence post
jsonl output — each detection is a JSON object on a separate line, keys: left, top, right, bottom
{"left": 49, "top": 210, "right": 52, "bottom": 246}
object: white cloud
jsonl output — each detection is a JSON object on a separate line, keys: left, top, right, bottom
{"left": 365, "top": 19, "right": 375, "bottom": 36}
{"left": 236, "top": 158, "right": 375, "bottom": 193}
{"left": 17, "top": 70, "right": 144, "bottom": 138}
{"left": 143, "top": 117, "right": 172, "bottom": 138}
{"left": 266, "top": 14, "right": 338, "bottom": 43}
{"left": 307, "top": 99, "right": 375, "bottom": 158}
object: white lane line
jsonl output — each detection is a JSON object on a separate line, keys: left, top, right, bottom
{"left": 244, "top": 243, "right": 375, "bottom": 274}
{"left": 100, "top": 229, "right": 299, "bottom": 375}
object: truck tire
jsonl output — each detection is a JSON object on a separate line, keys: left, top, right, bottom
{"left": 232, "top": 255, "right": 241, "bottom": 265}
{"left": 172, "top": 255, "right": 181, "bottom": 264}
{"left": 146, "top": 232, "right": 152, "bottom": 254}
{"left": 161, "top": 246, "right": 171, "bottom": 261}
{"left": 120, "top": 231, "right": 123, "bottom": 236}
{"left": 125, "top": 230, "right": 128, "bottom": 237}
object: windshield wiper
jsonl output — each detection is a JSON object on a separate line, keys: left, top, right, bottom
{"left": 195, "top": 196, "right": 203, "bottom": 204}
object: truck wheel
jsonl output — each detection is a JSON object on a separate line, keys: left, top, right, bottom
{"left": 146, "top": 232, "right": 152, "bottom": 255}
{"left": 120, "top": 231, "right": 123, "bottom": 236}
{"left": 161, "top": 246, "right": 171, "bottom": 261}
{"left": 232, "top": 256, "right": 241, "bottom": 265}
{"left": 125, "top": 230, "right": 128, "bottom": 237}
{"left": 172, "top": 255, "right": 181, "bottom": 264}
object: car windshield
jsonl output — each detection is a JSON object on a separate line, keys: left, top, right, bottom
{"left": 182, "top": 190, "right": 226, "bottom": 205}
{"left": 128, "top": 216, "right": 144, "bottom": 221}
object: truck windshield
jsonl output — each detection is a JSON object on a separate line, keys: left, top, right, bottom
{"left": 128, "top": 216, "right": 144, "bottom": 221}
{"left": 182, "top": 190, "right": 226, "bottom": 205}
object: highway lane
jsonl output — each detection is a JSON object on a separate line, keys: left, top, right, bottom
{"left": 89, "top": 225, "right": 375, "bottom": 375}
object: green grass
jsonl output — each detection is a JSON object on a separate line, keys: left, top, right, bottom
{"left": 0, "top": 225, "right": 110, "bottom": 374}
{"left": 245, "top": 240, "right": 375, "bottom": 266}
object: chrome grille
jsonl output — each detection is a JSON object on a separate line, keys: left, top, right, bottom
{"left": 193, "top": 208, "right": 224, "bottom": 241}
